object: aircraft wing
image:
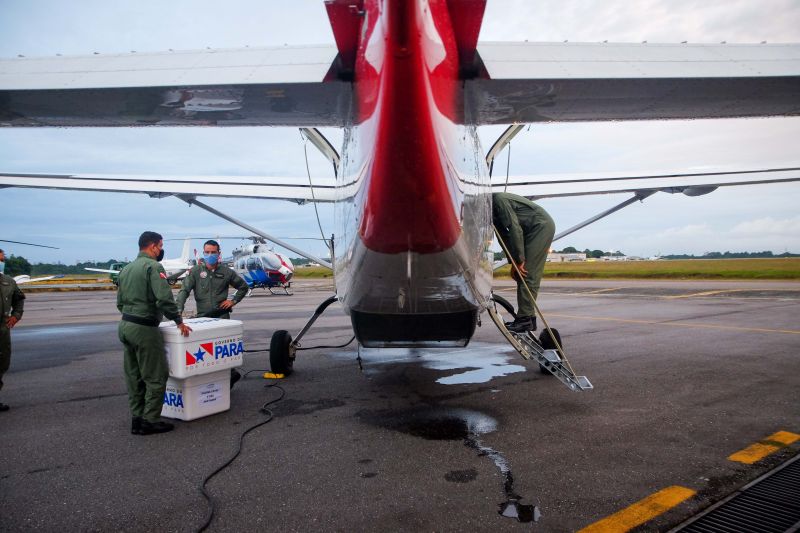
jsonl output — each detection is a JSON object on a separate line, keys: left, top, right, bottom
{"left": 85, "top": 268, "right": 118, "bottom": 274}
{"left": 0, "top": 172, "right": 336, "bottom": 203}
{"left": 2, "top": 42, "right": 798, "bottom": 128}
{"left": 494, "top": 167, "right": 800, "bottom": 199}
{"left": 14, "top": 275, "right": 56, "bottom": 284}
{"left": 468, "top": 42, "right": 800, "bottom": 124}
{"left": 0, "top": 45, "right": 349, "bottom": 127}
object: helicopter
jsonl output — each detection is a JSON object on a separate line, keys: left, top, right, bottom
{"left": 228, "top": 237, "right": 295, "bottom": 295}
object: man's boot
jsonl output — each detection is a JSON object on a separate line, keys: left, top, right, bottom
{"left": 131, "top": 416, "right": 143, "bottom": 435}
{"left": 506, "top": 316, "right": 536, "bottom": 333}
{"left": 138, "top": 419, "right": 175, "bottom": 435}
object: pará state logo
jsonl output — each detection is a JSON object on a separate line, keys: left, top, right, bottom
{"left": 186, "top": 342, "right": 213, "bottom": 366}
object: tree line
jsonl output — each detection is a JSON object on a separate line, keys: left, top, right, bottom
{"left": 4, "top": 250, "right": 799, "bottom": 278}
{"left": 2, "top": 257, "right": 126, "bottom": 277}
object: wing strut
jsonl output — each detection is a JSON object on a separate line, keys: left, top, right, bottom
{"left": 553, "top": 190, "right": 656, "bottom": 242}
{"left": 300, "top": 128, "right": 340, "bottom": 178}
{"left": 486, "top": 123, "right": 525, "bottom": 177}
{"left": 177, "top": 195, "right": 333, "bottom": 270}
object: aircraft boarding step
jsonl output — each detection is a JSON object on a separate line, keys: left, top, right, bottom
{"left": 486, "top": 306, "right": 593, "bottom": 392}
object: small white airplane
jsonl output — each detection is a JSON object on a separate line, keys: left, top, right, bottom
{"left": 0, "top": 240, "right": 61, "bottom": 284}
{"left": 13, "top": 274, "right": 59, "bottom": 285}
{"left": 1, "top": 0, "right": 799, "bottom": 378}
{"left": 85, "top": 238, "right": 196, "bottom": 284}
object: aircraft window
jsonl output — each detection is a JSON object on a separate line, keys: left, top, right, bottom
{"left": 263, "top": 255, "right": 280, "bottom": 269}
{"left": 246, "top": 258, "right": 256, "bottom": 270}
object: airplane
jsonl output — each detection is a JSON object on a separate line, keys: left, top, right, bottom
{"left": 229, "top": 237, "right": 296, "bottom": 295}
{"left": 13, "top": 274, "right": 60, "bottom": 285}
{"left": 84, "top": 262, "right": 127, "bottom": 286}
{"left": 0, "top": 0, "right": 798, "bottom": 378}
{"left": 85, "top": 238, "right": 196, "bottom": 285}
{"left": 0, "top": 240, "right": 61, "bottom": 284}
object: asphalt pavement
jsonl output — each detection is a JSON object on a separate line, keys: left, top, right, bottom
{"left": 1, "top": 280, "right": 798, "bottom": 532}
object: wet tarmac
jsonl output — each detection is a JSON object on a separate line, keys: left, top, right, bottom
{"left": 1, "top": 279, "right": 798, "bottom": 531}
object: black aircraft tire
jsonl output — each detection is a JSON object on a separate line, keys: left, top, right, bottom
{"left": 270, "top": 330, "right": 295, "bottom": 375}
{"left": 538, "top": 328, "right": 562, "bottom": 375}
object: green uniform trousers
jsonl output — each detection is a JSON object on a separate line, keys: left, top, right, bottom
{"left": 516, "top": 217, "right": 556, "bottom": 317}
{"left": 118, "top": 321, "right": 168, "bottom": 422}
{"left": 0, "top": 326, "right": 10, "bottom": 392}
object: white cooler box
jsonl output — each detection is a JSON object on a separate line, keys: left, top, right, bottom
{"left": 159, "top": 317, "right": 244, "bottom": 379}
{"left": 161, "top": 369, "right": 230, "bottom": 421}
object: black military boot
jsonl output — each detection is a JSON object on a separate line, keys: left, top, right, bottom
{"left": 230, "top": 369, "right": 241, "bottom": 389}
{"left": 131, "top": 416, "right": 143, "bottom": 435}
{"left": 506, "top": 316, "right": 536, "bottom": 333}
{"left": 138, "top": 419, "right": 175, "bottom": 435}
{"left": 0, "top": 402, "right": 10, "bottom": 412}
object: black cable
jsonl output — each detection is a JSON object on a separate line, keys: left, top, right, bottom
{"left": 242, "top": 368, "right": 269, "bottom": 377}
{"left": 242, "top": 348, "right": 269, "bottom": 353}
{"left": 196, "top": 381, "right": 285, "bottom": 532}
{"left": 297, "top": 335, "right": 356, "bottom": 351}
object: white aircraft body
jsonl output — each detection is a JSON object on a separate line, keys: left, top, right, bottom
{"left": 0, "top": 1, "right": 798, "bottom": 361}
{"left": 13, "top": 275, "right": 57, "bottom": 285}
{"left": 85, "top": 238, "right": 196, "bottom": 284}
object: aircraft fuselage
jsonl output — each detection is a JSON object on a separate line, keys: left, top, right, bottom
{"left": 333, "top": 0, "right": 494, "bottom": 347}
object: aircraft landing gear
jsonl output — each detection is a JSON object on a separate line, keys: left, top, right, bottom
{"left": 268, "top": 295, "right": 339, "bottom": 375}
{"left": 269, "top": 330, "right": 295, "bottom": 375}
{"left": 537, "top": 327, "right": 562, "bottom": 375}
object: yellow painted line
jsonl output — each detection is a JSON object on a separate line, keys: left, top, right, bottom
{"left": 547, "top": 313, "right": 800, "bottom": 335}
{"left": 578, "top": 486, "right": 696, "bottom": 533}
{"left": 585, "top": 287, "right": 631, "bottom": 294}
{"left": 729, "top": 430, "right": 800, "bottom": 464}
{"left": 664, "top": 289, "right": 750, "bottom": 299}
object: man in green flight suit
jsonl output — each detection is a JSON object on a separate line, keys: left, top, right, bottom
{"left": 176, "top": 240, "right": 249, "bottom": 387}
{"left": 0, "top": 248, "right": 25, "bottom": 412}
{"left": 492, "top": 192, "right": 556, "bottom": 333}
{"left": 117, "top": 231, "right": 192, "bottom": 435}
{"left": 176, "top": 239, "right": 249, "bottom": 320}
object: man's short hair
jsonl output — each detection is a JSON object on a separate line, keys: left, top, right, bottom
{"left": 138, "top": 231, "right": 163, "bottom": 250}
{"left": 204, "top": 239, "right": 220, "bottom": 252}
{"left": 0, "top": 249, "right": 4, "bottom": 254}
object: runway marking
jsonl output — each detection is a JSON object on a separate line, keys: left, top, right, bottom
{"left": 578, "top": 486, "right": 696, "bottom": 533}
{"left": 584, "top": 287, "right": 633, "bottom": 294}
{"left": 728, "top": 430, "right": 800, "bottom": 464}
{"left": 547, "top": 313, "right": 800, "bottom": 335}
{"left": 663, "top": 289, "right": 750, "bottom": 299}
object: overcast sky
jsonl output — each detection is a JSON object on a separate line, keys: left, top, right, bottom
{"left": 0, "top": 0, "right": 798, "bottom": 264}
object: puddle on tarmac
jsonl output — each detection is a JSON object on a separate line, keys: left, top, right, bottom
{"left": 334, "top": 342, "right": 526, "bottom": 385}
{"left": 359, "top": 406, "right": 540, "bottom": 523}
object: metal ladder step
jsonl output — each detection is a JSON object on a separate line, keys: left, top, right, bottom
{"left": 485, "top": 306, "right": 592, "bottom": 392}
{"left": 513, "top": 331, "right": 593, "bottom": 391}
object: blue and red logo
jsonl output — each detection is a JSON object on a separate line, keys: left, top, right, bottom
{"left": 186, "top": 342, "right": 213, "bottom": 366}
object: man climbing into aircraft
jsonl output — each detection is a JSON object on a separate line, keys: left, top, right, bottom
{"left": 492, "top": 192, "right": 556, "bottom": 333}
{"left": 176, "top": 240, "right": 249, "bottom": 387}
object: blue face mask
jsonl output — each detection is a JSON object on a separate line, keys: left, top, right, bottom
{"left": 0, "top": 261, "right": 4, "bottom": 274}
{"left": 203, "top": 253, "right": 219, "bottom": 266}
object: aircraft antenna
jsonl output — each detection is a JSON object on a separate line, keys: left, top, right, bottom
{"left": 301, "top": 133, "right": 333, "bottom": 256}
